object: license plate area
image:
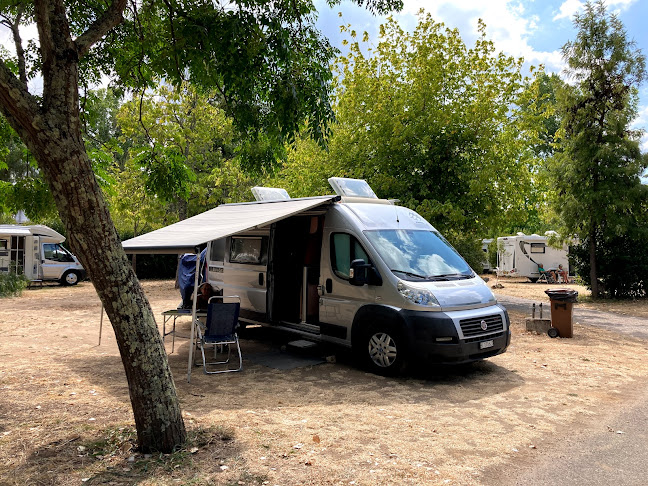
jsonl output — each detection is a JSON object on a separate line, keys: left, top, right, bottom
{"left": 479, "top": 339, "right": 494, "bottom": 350}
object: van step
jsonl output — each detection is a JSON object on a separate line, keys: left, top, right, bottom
{"left": 274, "top": 322, "right": 321, "bottom": 336}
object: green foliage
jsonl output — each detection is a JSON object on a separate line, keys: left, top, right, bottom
{"left": 0, "top": 271, "right": 28, "bottom": 298}
{"left": 268, "top": 14, "right": 542, "bottom": 236}
{"left": 487, "top": 239, "right": 499, "bottom": 269}
{"left": 570, "top": 218, "right": 648, "bottom": 299}
{"left": 101, "top": 1, "right": 401, "bottom": 147}
{"left": 548, "top": 0, "right": 647, "bottom": 298}
{"left": 114, "top": 83, "right": 253, "bottom": 227}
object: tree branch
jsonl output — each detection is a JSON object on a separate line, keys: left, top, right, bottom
{"left": 0, "top": 5, "right": 28, "bottom": 87}
{"left": 75, "top": 0, "right": 128, "bottom": 58}
{"left": 0, "top": 58, "right": 42, "bottom": 142}
{"left": 33, "top": 0, "right": 56, "bottom": 82}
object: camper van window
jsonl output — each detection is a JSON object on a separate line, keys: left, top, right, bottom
{"left": 530, "top": 243, "right": 545, "bottom": 254}
{"left": 331, "top": 233, "right": 370, "bottom": 279}
{"left": 43, "top": 243, "right": 75, "bottom": 262}
{"left": 365, "top": 229, "right": 473, "bottom": 280}
{"left": 210, "top": 238, "right": 226, "bottom": 262}
{"left": 230, "top": 237, "right": 268, "bottom": 265}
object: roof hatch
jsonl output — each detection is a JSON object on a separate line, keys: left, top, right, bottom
{"left": 328, "top": 177, "right": 378, "bottom": 199}
{"left": 251, "top": 186, "right": 291, "bottom": 202}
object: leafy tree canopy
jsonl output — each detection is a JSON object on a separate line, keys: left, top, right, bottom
{"left": 269, "top": 14, "right": 543, "bottom": 238}
{"left": 548, "top": 0, "right": 647, "bottom": 298}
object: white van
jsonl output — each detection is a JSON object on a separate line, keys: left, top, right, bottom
{"left": 497, "top": 232, "right": 569, "bottom": 282}
{"left": 205, "top": 179, "right": 510, "bottom": 374}
{"left": 0, "top": 224, "right": 86, "bottom": 285}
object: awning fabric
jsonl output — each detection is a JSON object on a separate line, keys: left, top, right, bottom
{"left": 122, "top": 196, "right": 338, "bottom": 254}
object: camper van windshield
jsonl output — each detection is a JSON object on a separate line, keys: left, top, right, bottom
{"left": 365, "top": 230, "right": 473, "bottom": 281}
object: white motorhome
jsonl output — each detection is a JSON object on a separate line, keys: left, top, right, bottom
{"left": 0, "top": 225, "right": 86, "bottom": 285}
{"left": 496, "top": 232, "right": 569, "bottom": 282}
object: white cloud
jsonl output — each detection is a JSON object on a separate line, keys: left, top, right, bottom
{"left": 396, "top": 0, "right": 564, "bottom": 72}
{"left": 635, "top": 105, "right": 648, "bottom": 152}
{"left": 552, "top": 0, "right": 584, "bottom": 21}
{"left": 553, "top": 0, "right": 637, "bottom": 21}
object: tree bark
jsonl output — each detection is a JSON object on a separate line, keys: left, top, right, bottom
{"left": 0, "top": 0, "right": 186, "bottom": 453}
{"left": 589, "top": 227, "right": 599, "bottom": 299}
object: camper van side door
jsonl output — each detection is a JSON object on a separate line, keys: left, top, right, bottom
{"left": 319, "top": 232, "right": 376, "bottom": 340}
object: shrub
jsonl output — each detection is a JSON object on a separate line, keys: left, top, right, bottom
{"left": 0, "top": 272, "right": 28, "bottom": 297}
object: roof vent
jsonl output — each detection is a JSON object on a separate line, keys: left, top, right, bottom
{"left": 328, "top": 177, "right": 377, "bottom": 199}
{"left": 251, "top": 187, "right": 291, "bottom": 202}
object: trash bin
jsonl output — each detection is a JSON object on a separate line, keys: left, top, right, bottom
{"left": 544, "top": 289, "right": 578, "bottom": 338}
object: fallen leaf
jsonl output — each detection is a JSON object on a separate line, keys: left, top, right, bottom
{"left": 312, "top": 435, "right": 320, "bottom": 444}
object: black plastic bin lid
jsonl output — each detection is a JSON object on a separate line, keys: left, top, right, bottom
{"left": 544, "top": 288, "right": 578, "bottom": 302}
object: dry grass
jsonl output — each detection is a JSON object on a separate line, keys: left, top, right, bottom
{"left": 1, "top": 280, "right": 648, "bottom": 485}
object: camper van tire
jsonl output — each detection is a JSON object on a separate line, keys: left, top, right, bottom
{"left": 359, "top": 322, "right": 407, "bottom": 376}
{"left": 61, "top": 270, "right": 80, "bottom": 286}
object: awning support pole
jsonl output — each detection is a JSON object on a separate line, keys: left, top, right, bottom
{"left": 98, "top": 303, "right": 104, "bottom": 346}
{"left": 187, "top": 249, "right": 201, "bottom": 383}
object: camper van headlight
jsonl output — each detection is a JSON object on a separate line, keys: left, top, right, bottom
{"left": 397, "top": 281, "right": 440, "bottom": 307}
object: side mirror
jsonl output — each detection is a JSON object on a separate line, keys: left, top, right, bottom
{"left": 349, "top": 259, "right": 370, "bottom": 286}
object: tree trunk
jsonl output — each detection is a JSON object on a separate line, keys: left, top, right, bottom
{"left": 589, "top": 228, "right": 599, "bottom": 299}
{"left": 35, "top": 134, "right": 186, "bottom": 453}
{"left": 0, "top": 0, "right": 186, "bottom": 453}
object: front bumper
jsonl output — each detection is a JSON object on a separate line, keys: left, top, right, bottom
{"left": 400, "top": 304, "right": 511, "bottom": 364}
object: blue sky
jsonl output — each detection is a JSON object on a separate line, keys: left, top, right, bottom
{"left": 315, "top": 0, "right": 648, "bottom": 152}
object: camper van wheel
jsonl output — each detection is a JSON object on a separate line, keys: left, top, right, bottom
{"left": 61, "top": 270, "right": 80, "bottom": 286}
{"left": 361, "top": 323, "right": 406, "bottom": 376}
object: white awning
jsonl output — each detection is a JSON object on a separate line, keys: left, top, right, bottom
{"left": 122, "top": 196, "right": 338, "bottom": 254}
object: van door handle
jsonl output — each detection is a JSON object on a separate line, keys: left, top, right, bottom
{"left": 317, "top": 284, "right": 325, "bottom": 296}
{"left": 259, "top": 273, "right": 264, "bottom": 286}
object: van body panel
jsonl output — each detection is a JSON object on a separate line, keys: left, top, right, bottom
{"left": 209, "top": 233, "right": 269, "bottom": 314}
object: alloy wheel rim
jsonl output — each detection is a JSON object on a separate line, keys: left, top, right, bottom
{"left": 368, "top": 332, "right": 397, "bottom": 368}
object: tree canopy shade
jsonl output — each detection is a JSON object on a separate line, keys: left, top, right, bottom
{"left": 0, "top": 0, "right": 402, "bottom": 453}
{"left": 548, "top": 0, "right": 647, "bottom": 298}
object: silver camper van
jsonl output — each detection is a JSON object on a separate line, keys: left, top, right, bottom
{"left": 206, "top": 178, "right": 510, "bottom": 374}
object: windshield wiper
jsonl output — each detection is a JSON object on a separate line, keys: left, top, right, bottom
{"left": 390, "top": 269, "right": 429, "bottom": 280}
{"left": 430, "top": 273, "right": 473, "bottom": 280}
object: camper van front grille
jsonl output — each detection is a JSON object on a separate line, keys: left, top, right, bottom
{"left": 459, "top": 314, "right": 504, "bottom": 338}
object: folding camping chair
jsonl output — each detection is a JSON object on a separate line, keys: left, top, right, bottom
{"left": 536, "top": 264, "right": 556, "bottom": 284}
{"left": 197, "top": 295, "right": 242, "bottom": 374}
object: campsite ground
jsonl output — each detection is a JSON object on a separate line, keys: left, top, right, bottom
{"left": 1, "top": 278, "right": 648, "bottom": 485}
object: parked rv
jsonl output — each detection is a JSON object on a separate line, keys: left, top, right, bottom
{"left": 496, "top": 232, "right": 569, "bottom": 282}
{"left": 0, "top": 225, "right": 86, "bottom": 285}
{"left": 204, "top": 179, "right": 510, "bottom": 374}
